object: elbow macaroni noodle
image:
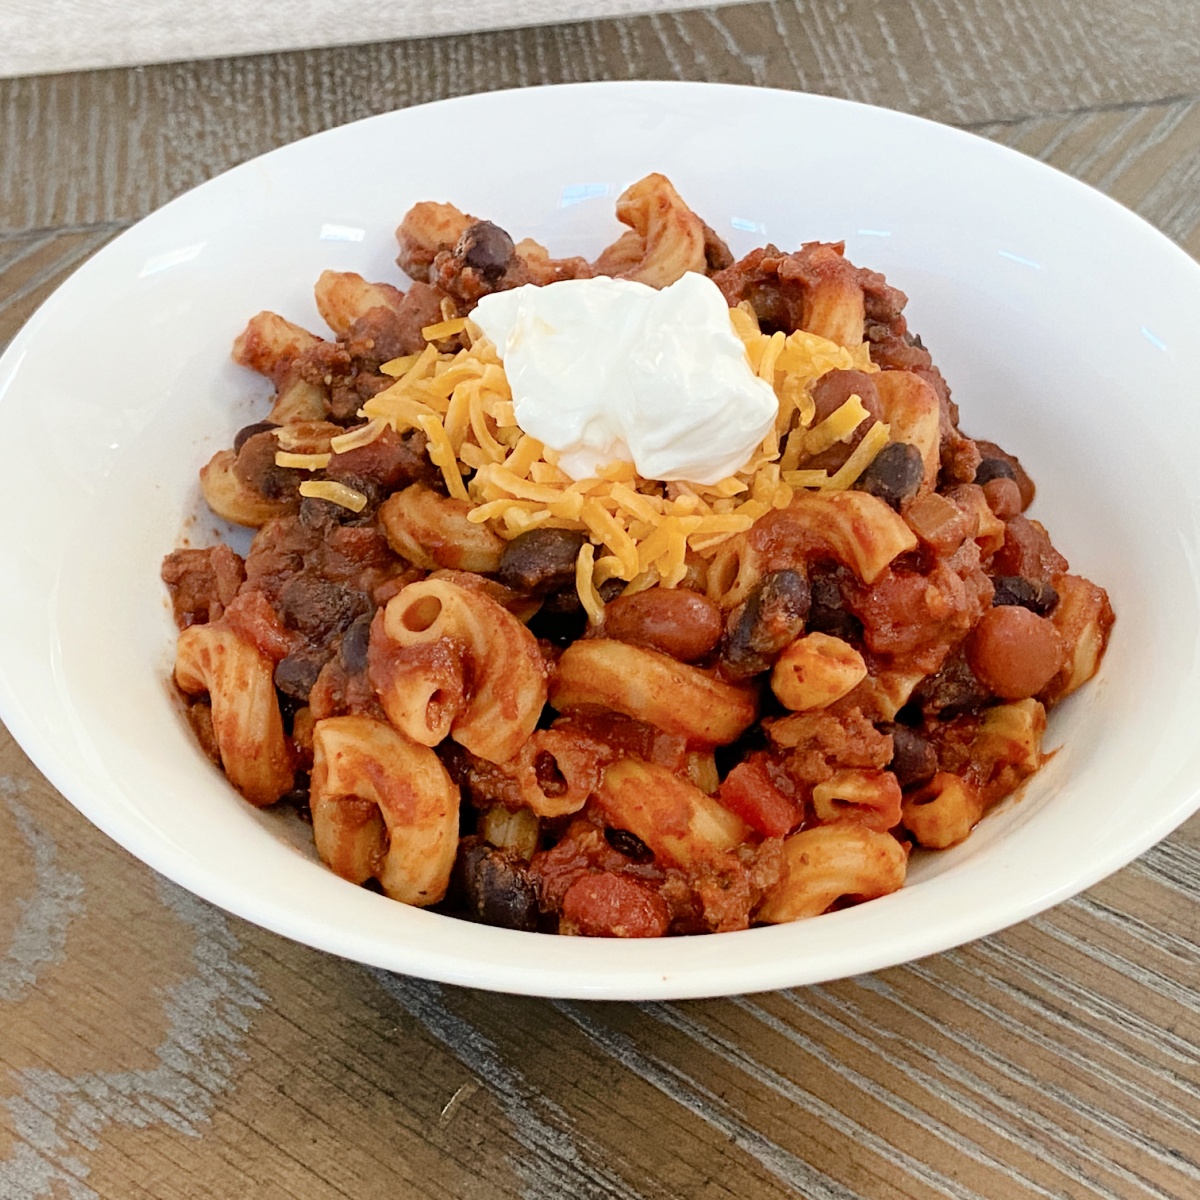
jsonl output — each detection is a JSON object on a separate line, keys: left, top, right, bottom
{"left": 164, "top": 174, "right": 1114, "bottom": 936}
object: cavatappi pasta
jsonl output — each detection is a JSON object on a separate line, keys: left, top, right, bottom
{"left": 161, "top": 174, "right": 1114, "bottom": 937}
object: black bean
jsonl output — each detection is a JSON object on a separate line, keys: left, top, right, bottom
{"left": 527, "top": 603, "right": 586, "bottom": 646}
{"left": 275, "top": 688, "right": 307, "bottom": 730}
{"left": 912, "top": 652, "right": 991, "bottom": 717}
{"left": 878, "top": 722, "right": 938, "bottom": 788}
{"left": 297, "top": 496, "right": 363, "bottom": 530}
{"left": 233, "top": 421, "right": 277, "bottom": 453}
{"left": 540, "top": 588, "right": 583, "bottom": 615}
{"left": 278, "top": 774, "right": 312, "bottom": 823}
{"left": 855, "top": 441, "right": 924, "bottom": 509}
{"left": 274, "top": 651, "right": 327, "bottom": 701}
{"left": 805, "top": 565, "right": 863, "bottom": 642}
{"left": 458, "top": 221, "right": 515, "bottom": 280}
{"left": 721, "top": 569, "right": 811, "bottom": 681}
{"left": 458, "top": 840, "right": 540, "bottom": 932}
{"left": 604, "top": 828, "right": 655, "bottom": 864}
{"left": 278, "top": 576, "right": 370, "bottom": 639}
{"left": 974, "top": 456, "right": 1017, "bottom": 486}
{"left": 598, "top": 578, "right": 624, "bottom": 603}
{"left": 497, "top": 528, "right": 587, "bottom": 595}
{"left": 338, "top": 612, "right": 373, "bottom": 674}
{"left": 991, "top": 575, "right": 1059, "bottom": 616}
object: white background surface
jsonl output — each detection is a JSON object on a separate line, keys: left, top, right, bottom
{"left": 0, "top": 1, "right": 745, "bottom": 78}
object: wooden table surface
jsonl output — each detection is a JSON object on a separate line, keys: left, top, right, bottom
{"left": 2, "top": 3, "right": 1198, "bottom": 1198}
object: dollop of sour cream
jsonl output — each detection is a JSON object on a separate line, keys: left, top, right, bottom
{"left": 470, "top": 272, "right": 778, "bottom": 485}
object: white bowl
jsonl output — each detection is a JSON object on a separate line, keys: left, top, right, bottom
{"left": 1, "top": 82, "right": 1196, "bottom": 999}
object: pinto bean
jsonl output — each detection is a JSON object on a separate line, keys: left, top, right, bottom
{"left": 973, "top": 456, "right": 1016, "bottom": 486}
{"left": 497, "top": 528, "right": 587, "bottom": 595}
{"left": 974, "top": 440, "right": 1035, "bottom": 510}
{"left": 966, "top": 605, "right": 1065, "bottom": 700}
{"left": 720, "top": 569, "right": 811, "bottom": 680}
{"left": 982, "top": 476, "right": 1023, "bottom": 520}
{"left": 603, "top": 588, "right": 723, "bottom": 662}
{"left": 803, "top": 370, "right": 886, "bottom": 471}
{"left": 810, "top": 369, "right": 882, "bottom": 424}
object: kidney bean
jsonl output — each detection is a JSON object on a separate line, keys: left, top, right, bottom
{"left": 991, "top": 575, "right": 1059, "bottom": 616}
{"left": 855, "top": 441, "right": 924, "bottom": 510}
{"left": 720, "top": 569, "right": 811, "bottom": 680}
{"left": 603, "top": 588, "right": 723, "bottom": 662}
{"left": 878, "top": 722, "right": 938, "bottom": 788}
{"left": 966, "top": 605, "right": 1065, "bottom": 700}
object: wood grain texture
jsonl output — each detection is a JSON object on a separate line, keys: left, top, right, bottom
{"left": 4, "top": 0, "right": 1200, "bottom": 235}
{"left": 2, "top": 720, "right": 1196, "bottom": 1200}
{"left": 0, "top": 0, "right": 760, "bottom": 79}
{"left": 0, "top": 224, "right": 127, "bottom": 346}
{"left": 2, "top": 3, "right": 1199, "bottom": 1198}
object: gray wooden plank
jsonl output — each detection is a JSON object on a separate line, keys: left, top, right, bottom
{"left": 3, "top": 0, "right": 1200, "bottom": 235}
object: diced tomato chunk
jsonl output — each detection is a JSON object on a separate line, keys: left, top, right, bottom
{"left": 718, "top": 754, "right": 804, "bottom": 838}
{"left": 560, "top": 872, "right": 670, "bottom": 938}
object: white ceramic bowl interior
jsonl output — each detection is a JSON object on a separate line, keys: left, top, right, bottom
{"left": 1, "top": 82, "right": 1197, "bottom": 999}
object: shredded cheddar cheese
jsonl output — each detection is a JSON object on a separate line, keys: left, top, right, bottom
{"left": 420, "top": 316, "right": 469, "bottom": 341}
{"left": 298, "top": 480, "right": 369, "bottom": 512}
{"left": 801, "top": 394, "right": 869, "bottom": 456}
{"left": 351, "top": 304, "right": 890, "bottom": 603}
{"left": 275, "top": 451, "right": 332, "bottom": 470}
{"left": 329, "top": 419, "right": 386, "bottom": 453}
